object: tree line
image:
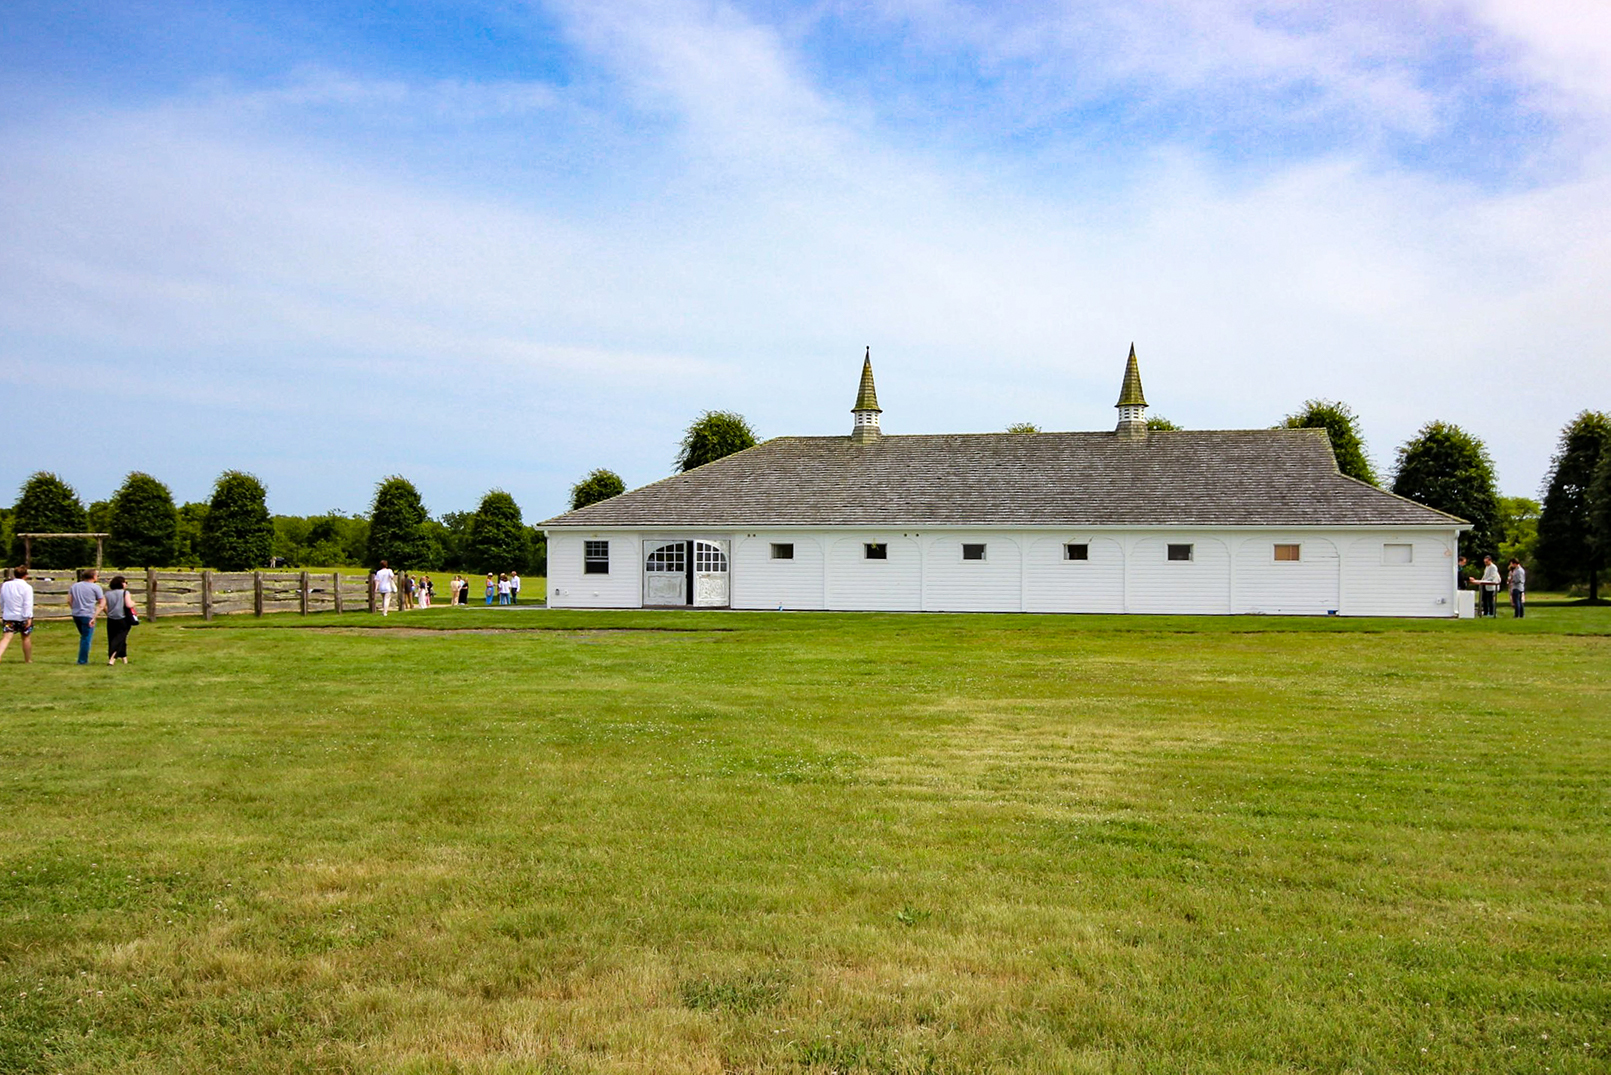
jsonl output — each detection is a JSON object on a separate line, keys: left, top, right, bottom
{"left": 7, "top": 405, "right": 1609, "bottom": 598}
{"left": 1, "top": 471, "right": 547, "bottom": 576}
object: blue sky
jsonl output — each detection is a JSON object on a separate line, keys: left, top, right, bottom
{"left": 3, "top": 0, "right": 1609, "bottom": 518}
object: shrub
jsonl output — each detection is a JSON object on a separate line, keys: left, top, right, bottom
{"left": 108, "top": 472, "right": 179, "bottom": 567}
{"left": 676, "top": 411, "right": 757, "bottom": 472}
{"left": 8, "top": 472, "right": 90, "bottom": 567}
{"left": 367, "top": 476, "right": 435, "bottom": 569}
{"left": 466, "top": 490, "right": 530, "bottom": 575}
{"left": 1391, "top": 422, "right": 1501, "bottom": 560}
{"left": 201, "top": 471, "right": 273, "bottom": 570}
{"left": 570, "top": 469, "right": 626, "bottom": 511}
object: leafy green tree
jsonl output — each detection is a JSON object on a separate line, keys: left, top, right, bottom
{"left": 1537, "top": 411, "right": 1611, "bottom": 601}
{"left": 1284, "top": 400, "right": 1375, "bottom": 485}
{"left": 8, "top": 472, "right": 90, "bottom": 567}
{"left": 526, "top": 528, "right": 547, "bottom": 577}
{"left": 465, "top": 490, "right": 530, "bottom": 575}
{"left": 108, "top": 472, "right": 179, "bottom": 567}
{"left": 1391, "top": 422, "right": 1501, "bottom": 560}
{"left": 1497, "top": 496, "right": 1541, "bottom": 576}
{"left": 1146, "top": 416, "right": 1182, "bottom": 432}
{"left": 174, "top": 502, "right": 210, "bottom": 566}
{"left": 570, "top": 469, "right": 626, "bottom": 510}
{"left": 366, "top": 476, "right": 435, "bottom": 569}
{"left": 1591, "top": 448, "right": 1611, "bottom": 588}
{"left": 201, "top": 471, "right": 273, "bottom": 570}
{"left": 1005, "top": 422, "right": 1041, "bottom": 434}
{"left": 86, "top": 500, "right": 112, "bottom": 535}
{"left": 676, "top": 411, "right": 757, "bottom": 472}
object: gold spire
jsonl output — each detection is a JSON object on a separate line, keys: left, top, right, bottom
{"left": 1115, "top": 343, "right": 1147, "bottom": 408}
{"left": 853, "top": 347, "right": 881, "bottom": 413}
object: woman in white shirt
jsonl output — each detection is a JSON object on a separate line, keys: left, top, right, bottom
{"left": 373, "top": 560, "right": 396, "bottom": 616}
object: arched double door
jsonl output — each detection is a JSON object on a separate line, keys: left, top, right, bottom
{"left": 643, "top": 540, "right": 729, "bottom": 607}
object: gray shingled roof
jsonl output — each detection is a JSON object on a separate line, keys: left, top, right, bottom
{"left": 543, "top": 428, "right": 1465, "bottom": 529}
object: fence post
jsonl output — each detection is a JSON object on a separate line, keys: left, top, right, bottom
{"left": 332, "top": 572, "right": 343, "bottom": 614}
{"left": 202, "top": 569, "right": 214, "bottom": 621}
{"left": 146, "top": 568, "right": 158, "bottom": 621}
{"left": 367, "top": 576, "right": 376, "bottom": 614}
{"left": 299, "top": 570, "right": 310, "bottom": 615}
{"left": 253, "top": 571, "right": 264, "bottom": 617}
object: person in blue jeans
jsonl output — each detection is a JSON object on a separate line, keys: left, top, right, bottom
{"left": 68, "top": 568, "right": 106, "bottom": 665}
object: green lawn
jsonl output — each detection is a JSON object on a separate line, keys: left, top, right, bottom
{"left": 1, "top": 607, "right": 1607, "bottom": 1073}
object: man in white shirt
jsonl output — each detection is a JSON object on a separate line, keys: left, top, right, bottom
{"left": 509, "top": 570, "right": 521, "bottom": 605}
{"left": 1477, "top": 555, "right": 1501, "bottom": 618}
{"left": 373, "top": 560, "right": 396, "bottom": 616}
{"left": 0, "top": 566, "right": 36, "bottom": 664}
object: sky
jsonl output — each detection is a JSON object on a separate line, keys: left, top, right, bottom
{"left": 2, "top": 0, "right": 1609, "bottom": 520}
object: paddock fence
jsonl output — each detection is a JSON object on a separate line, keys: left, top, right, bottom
{"left": 0, "top": 569, "right": 376, "bottom": 621}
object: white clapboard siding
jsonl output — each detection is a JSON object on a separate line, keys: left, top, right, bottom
{"left": 825, "top": 535, "right": 921, "bottom": 611}
{"left": 922, "top": 535, "right": 1023, "bottom": 612}
{"left": 1023, "top": 536, "right": 1125, "bottom": 613}
{"left": 1127, "top": 536, "right": 1232, "bottom": 615}
{"left": 547, "top": 533, "right": 642, "bottom": 608}
{"left": 1340, "top": 534, "right": 1455, "bottom": 617}
{"left": 731, "top": 535, "right": 827, "bottom": 610}
{"left": 1233, "top": 537, "right": 1341, "bottom": 615}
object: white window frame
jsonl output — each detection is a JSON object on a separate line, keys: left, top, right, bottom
{"left": 770, "top": 543, "right": 794, "bottom": 560}
{"left": 1383, "top": 543, "right": 1414, "bottom": 565}
{"left": 961, "top": 543, "right": 987, "bottom": 562}
{"left": 1167, "top": 543, "right": 1194, "bottom": 562}
{"left": 864, "top": 543, "right": 888, "bottom": 560}
{"left": 583, "top": 540, "right": 610, "bottom": 574}
{"left": 1064, "top": 543, "right": 1089, "bottom": 562}
{"left": 1273, "top": 543, "right": 1301, "bottom": 562}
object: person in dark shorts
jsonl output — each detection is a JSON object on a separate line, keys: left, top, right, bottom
{"left": 0, "top": 566, "right": 34, "bottom": 664}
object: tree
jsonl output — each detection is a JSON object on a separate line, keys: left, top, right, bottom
{"left": 570, "top": 469, "right": 626, "bottom": 510}
{"left": 676, "top": 411, "right": 757, "bottom": 472}
{"left": 1592, "top": 448, "right": 1611, "bottom": 589}
{"left": 108, "top": 472, "right": 179, "bottom": 567}
{"left": 1391, "top": 422, "right": 1501, "bottom": 559}
{"left": 1005, "top": 422, "right": 1041, "bottom": 434}
{"left": 8, "top": 472, "right": 90, "bottom": 567}
{"left": 1497, "top": 496, "right": 1541, "bottom": 577}
{"left": 366, "top": 476, "right": 435, "bottom": 569}
{"left": 1284, "top": 400, "right": 1375, "bottom": 485}
{"left": 1146, "top": 415, "right": 1182, "bottom": 432}
{"left": 201, "top": 471, "right": 273, "bottom": 570}
{"left": 465, "top": 490, "right": 530, "bottom": 575}
{"left": 1536, "top": 411, "right": 1611, "bottom": 602}
{"left": 174, "top": 502, "right": 209, "bottom": 566}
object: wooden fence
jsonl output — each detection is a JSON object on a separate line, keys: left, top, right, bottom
{"left": 0, "top": 569, "right": 375, "bottom": 621}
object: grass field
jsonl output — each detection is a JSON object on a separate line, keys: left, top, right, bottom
{"left": 1, "top": 606, "right": 1607, "bottom": 1073}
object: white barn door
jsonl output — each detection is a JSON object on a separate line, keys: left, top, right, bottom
{"left": 643, "top": 541, "right": 687, "bottom": 606}
{"left": 692, "top": 540, "right": 729, "bottom": 607}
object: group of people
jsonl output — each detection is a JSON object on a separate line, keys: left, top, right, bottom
{"left": 370, "top": 562, "right": 522, "bottom": 615}
{"left": 0, "top": 566, "right": 140, "bottom": 665}
{"left": 1459, "top": 554, "right": 1527, "bottom": 618}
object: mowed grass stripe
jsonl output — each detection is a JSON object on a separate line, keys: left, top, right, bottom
{"left": 1, "top": 607, "right": 1607, "bottom": 1073}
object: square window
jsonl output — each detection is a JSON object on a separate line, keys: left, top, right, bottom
{"left": 583, "top": 540, "right": 610, "bottom": 574}
{"left": 962, "top": 543, "right": 986, "bottom": 561}
{"left": 770, "top": 543, "right": 794, "bottom": 560}
{"left": 1383, "top": 543, "right": 1413, "bottom": 565}
{"left": 1065, "top": 543, "right": 1089, "bottom": 561}
{"left": 864, "top": 543, "right": 887, "bottom": 560}
{"left": 1167, "top": 543, "right": 1194, "bottom": 562}
{"left": 1274, "top": 543, "right": 1301, "bottom": 562}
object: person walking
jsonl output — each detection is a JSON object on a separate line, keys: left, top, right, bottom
{"left": 103, "top": 575, "right": 139, "bottom": 665}
{"left": 374, "top": 560, "right": 396, "bottom": 615}
{"left": 1507, "top": 558, "right": 1527, "bottom": 619}
{"left": 0, "top": 566, "right": 35, "bottom": 664}
{"left": 69, "top": 568, "right": 106, "bottom": 665}
{"left": 1477, "top": 555, "right": 1501, "bottom": 618}
{"left": 509, "top": 570, "right": 521, "bottom": 605}
{"left": 484, "top": 573, "right": 495, "bottom": 606}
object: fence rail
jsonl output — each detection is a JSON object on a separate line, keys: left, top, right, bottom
{"left": 0, "top": 569, "right": 376, "bottom": 620}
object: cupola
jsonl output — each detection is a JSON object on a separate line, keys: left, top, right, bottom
{"left": 1115, "top": 343, "right": 1148, "bottom": 440}
{"left": 851, "top": 347, "right": 882, "bottom": 443}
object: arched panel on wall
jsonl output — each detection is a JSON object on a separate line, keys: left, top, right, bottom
{"left": 826, "top": 536, "right": 921, "bottom": 611}
{"left": 922, "top": 535, "right": 1023, "bottom": 612}
{"left": 1233, "top": 537, "right": 1339, "bottom": 615}
{"left": 1127, "top": 536, "right": 1231, "bottom": 615}
{"left": 1340, "top": 535, "right": 1455, "bottom": 617}
{"left": 731, "top": 535, "right": 826, "bottom": 610}
{"left": 1024, "top": 537, "right": 1124, "bottom": 613}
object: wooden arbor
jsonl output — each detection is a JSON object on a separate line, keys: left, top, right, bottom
{"left": 17, "top": 533, "right": 110, "bottom": 570}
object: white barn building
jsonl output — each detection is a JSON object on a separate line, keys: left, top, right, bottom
{"left": 543, "top": 350, "right": 1467, "bottom": 616}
